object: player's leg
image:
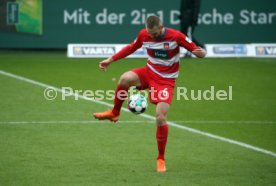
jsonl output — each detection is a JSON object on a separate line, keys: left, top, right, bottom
{"left": 156, "top": 102, "right": 170, "bottom": 172}
{"left": 148, "top": 77, "right": 174, "bottom": 172}
{"left": 112, "top": 71, "right": 141, "bottom": 115}
{"left": 93, "top": 71, "right": 141, "bottom": 122}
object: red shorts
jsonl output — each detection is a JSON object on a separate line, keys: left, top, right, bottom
{"left": 132, "top": 66, "right": 176, "bottom": 105}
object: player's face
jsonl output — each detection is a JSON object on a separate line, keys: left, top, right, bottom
{"left": 147, "top": 25, "right": 163, "bottom": 39}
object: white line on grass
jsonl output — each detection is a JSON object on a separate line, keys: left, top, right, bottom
{"left": 168, "top": 120, "right": 276, "bottom": 124}
{"left": 0, "top": 70, "right": 275, "bottom": 158}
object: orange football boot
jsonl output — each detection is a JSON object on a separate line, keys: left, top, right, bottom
{"left": 93, "top": 110, "right": 120, "bottom": 123}
{"left": 157, "top": 159, "right": 166, "bottom": 173}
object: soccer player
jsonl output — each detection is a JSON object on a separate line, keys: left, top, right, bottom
{"left": 93, "top": 16, "right": 206, "bottom": 173}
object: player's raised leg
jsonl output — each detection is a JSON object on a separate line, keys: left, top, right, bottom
{"left": 155, "top": 102, "right": 169, "bottom": 172}
{"left": 93, "top": 71, "right": 141, "bottom": 122}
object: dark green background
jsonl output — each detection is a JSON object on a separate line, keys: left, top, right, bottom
{"left": 0, "top": 0, "right": 275, "bottom": 48}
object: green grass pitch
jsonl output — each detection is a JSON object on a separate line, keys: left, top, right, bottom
{"left": 0, "top": 51, "right": 276, "bottom": 185}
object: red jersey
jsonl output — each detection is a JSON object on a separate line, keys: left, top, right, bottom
{"left": 112, "top": 28, "right": 198, "bottom": 79}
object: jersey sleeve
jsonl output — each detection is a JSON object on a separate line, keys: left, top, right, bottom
{"left": 112, "top": 30, "right": 144, "bottom": 61}
{"left": 176, "top": 31, "right": 198, "bottom": 52}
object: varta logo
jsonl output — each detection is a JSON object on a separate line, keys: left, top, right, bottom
{"left": 256, "top": 46, "right": 276, "bottom": 55}
{"left": 73, "top": 47, "right": 116, "bottom": 55}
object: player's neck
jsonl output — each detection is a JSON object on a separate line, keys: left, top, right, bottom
{"left": 161, "top": 27, "right": 165, "bottom": 34}
{"left": 159, "top": 27, "right": 166, "bottom": 38}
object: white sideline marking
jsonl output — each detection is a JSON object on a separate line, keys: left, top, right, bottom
{"left": 167, "top": 120, "right": 276, "bottom": 124}
{"left": 0, "top": 70, "right": 275, "bottom": 158}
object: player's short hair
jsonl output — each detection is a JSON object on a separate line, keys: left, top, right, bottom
{"left": 146, "top": 15, "right": 162, "bottom": 29}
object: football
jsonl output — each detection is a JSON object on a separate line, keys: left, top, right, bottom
{"left": 128, "top": 94, "right": 147, "bottom": 114}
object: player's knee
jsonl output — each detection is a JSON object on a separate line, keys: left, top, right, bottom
{"left": 119, "top": 72, "right": 134, "bottom": 87}
{"left": 156, "top": 113, "right": 166, "bottom": 125}
{"left": 118, "top": 73, "right": 130, "bottom": 87}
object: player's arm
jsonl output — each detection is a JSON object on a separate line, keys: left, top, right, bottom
{"left": 99, "top": 31, "right": 143, "bottom": 71}
{"left": 176, "top": 31, "right": 206, "bottom": 58}
{"left": 98, "top": 56, "right": 114, "bottom": 71}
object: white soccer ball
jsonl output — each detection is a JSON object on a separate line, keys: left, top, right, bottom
{"left": 128, "top": 94, "right": 147, "bottom": 114}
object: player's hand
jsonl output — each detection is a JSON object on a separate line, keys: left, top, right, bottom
{"left": 99, "top": 57, "right": 114, "bottom": 71}
{"left": 192, "top": 48, "right": 207, "bottom": 58}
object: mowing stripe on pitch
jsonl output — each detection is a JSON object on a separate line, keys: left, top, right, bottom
{"left": 0, "top": 120, "right": 275, "bottom": 125}
{"left": 0, "top": 120, "right": 153, "bottom": 124}
{"left": 0, "top": 70, "right": 275, "bottom": 158}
